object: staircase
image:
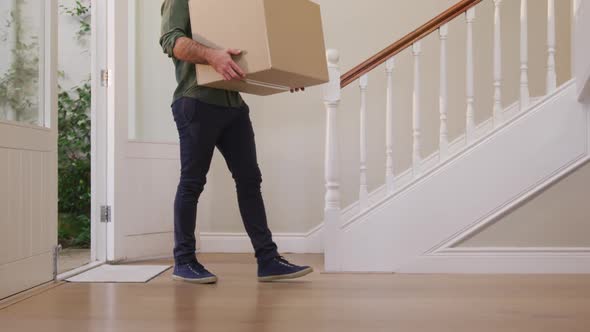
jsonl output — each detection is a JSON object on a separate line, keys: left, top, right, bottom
{"left": 321, "top": 0, "right": 590, "bottom": 273}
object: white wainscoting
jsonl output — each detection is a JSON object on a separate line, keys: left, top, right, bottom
{"left": 116, "top": 140, "right": 180, "bottom": 261}
{"left": 0, "top": 128, "right": 58, "bottom": 299}
{"left": 119, "top": 141, "right": 325, "bottom": 259}
{"left": 200, "top": 223, "right": 323, "bottom": 254}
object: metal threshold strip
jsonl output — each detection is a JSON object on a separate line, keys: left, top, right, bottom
{"left": 56, "top": 261, "right": 105, "bottom": 281}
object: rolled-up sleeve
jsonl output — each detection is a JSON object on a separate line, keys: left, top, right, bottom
{"left": 160, "top": 0, "right": 191, "bottom": 59}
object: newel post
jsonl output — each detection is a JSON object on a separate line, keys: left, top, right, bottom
{"left": 323, "top": 49, "right": 342, "bottom": 272}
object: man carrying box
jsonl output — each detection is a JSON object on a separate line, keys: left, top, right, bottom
{"left": 160, "top": 0, "right": 312, "bottom": 284}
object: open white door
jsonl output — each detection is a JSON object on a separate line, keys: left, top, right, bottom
{"left": 88, "top": 0, "right": 109, "bottom": 266}
{"left": 105, "top": 0, "right": 182, "bottom": 262}
{"left": 0, "top": 0, "right": 58, "bottom": 299}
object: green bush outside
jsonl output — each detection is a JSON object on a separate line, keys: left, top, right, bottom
{"left": 58, "top": 83, "right": 91, "bottom": 248}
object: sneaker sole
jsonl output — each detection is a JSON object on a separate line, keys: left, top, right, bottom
{"left": 172, "top": 274, "right": 218, "bottom": 284}
{"left": 258, "top": 267, "right": 314, "bottom": 282}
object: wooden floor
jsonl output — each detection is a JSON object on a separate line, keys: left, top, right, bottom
{"left": 1, "top": 254, "right": 590, "bottom": 332}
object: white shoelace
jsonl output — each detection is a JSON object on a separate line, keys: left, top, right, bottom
{"left": 186, "top": 264, "right": 201, "bottom": 276}
{"left": 276, "top": 258, "right": 296, "bottom": 268}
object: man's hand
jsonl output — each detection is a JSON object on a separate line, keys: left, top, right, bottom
{"left": 206, "top": 48, "right": 246, "bottom": 81}
{"left": 290, "top": 87, "right": 305, "bottom": 93}
{"left": 172, "top": 38, "right": 245, "bottom": 81}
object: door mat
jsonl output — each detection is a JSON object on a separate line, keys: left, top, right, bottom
{"left": 66, "top": 264, "right": 171, "bottom": 283}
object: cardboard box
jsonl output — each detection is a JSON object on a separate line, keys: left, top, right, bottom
{"left": 188, "top": 0, "right": 329, "bottom": 96}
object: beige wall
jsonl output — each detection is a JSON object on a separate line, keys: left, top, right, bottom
{"left": 459, "top": 162, "right": 590, "bottom": 247}
{"left": 134, "top": 0, "right": 574, "bottom": 237}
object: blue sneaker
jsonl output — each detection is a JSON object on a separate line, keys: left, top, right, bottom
{"left": 258, "top": 256, "right": 313, "bottom": 282}
{"left": 172, "top": 261, "right": 218, "bottom": 284}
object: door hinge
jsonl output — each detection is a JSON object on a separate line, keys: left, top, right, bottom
{"left": 100, "top": 205, "right": 112, "bottom": 223}
{"left": 100, "top": 69, "right": 111, "bottom": 87}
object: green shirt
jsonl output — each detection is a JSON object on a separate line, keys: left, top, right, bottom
{"left": 160, "top": 0, "right": 244, "bottom": 107}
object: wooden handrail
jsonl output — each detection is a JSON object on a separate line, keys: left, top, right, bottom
{"left": 340, "top": 0, "right": 483, "bottom": 88}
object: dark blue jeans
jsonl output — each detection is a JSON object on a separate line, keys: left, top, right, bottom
{"left": 171, "top": 97, "right": 278, "bottom": 265}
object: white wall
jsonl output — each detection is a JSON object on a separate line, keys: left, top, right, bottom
{"left": 132, "top": 0, "right": 573, "bottom": 236}
{"left": 58, "top": 0, "right": 91, "bottom": 91}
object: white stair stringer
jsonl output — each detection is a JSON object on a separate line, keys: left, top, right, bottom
{"left": 337, "top": 80, "right": 590, "bottom": 272}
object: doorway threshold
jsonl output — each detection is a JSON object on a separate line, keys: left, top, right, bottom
{"left": 56, "top": 261, "right": 105, "bottom": 281}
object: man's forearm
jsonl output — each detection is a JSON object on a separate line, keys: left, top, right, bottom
{"left": 172, "top": 37, "right": 245, "bottom": 81}
{"left": 173, "top": 37, "right": 212, "bottom": 65}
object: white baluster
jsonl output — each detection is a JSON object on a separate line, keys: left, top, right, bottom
{"left": 466, "top": 8, "right": 476, "bottom": 143}
{"left": 439, "top": 25, "right": 449, "bottom": 161}
{"left": 412, "top": 42, "right": 422, "bottom": 178}
{"left": 520, "top": 0, "right": 530, "bottom": 110}
{"left": 385, "top": 57, "right": 395, "bottom": 193}
{"left": 493, "top": 0, "right": 503, "bottom": 127}
{"left": 323, "top": 49, "right": 342, "bottom": 272}
{"left": 359, "top": 74, "right": 369, "bottom": 211}
{"left": 546, "top": 0, "right": 557, "bottom": 93}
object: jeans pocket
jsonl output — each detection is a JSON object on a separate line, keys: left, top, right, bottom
{"left": 172, "top": 98, "right": 197, "bottom": 129}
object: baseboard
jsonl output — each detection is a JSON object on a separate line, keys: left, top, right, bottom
{"left": 200, "top": 226, "right": 323, "bottom": 254}
{"left": 399, "top": 248, "right": 590, "bottom": 274}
